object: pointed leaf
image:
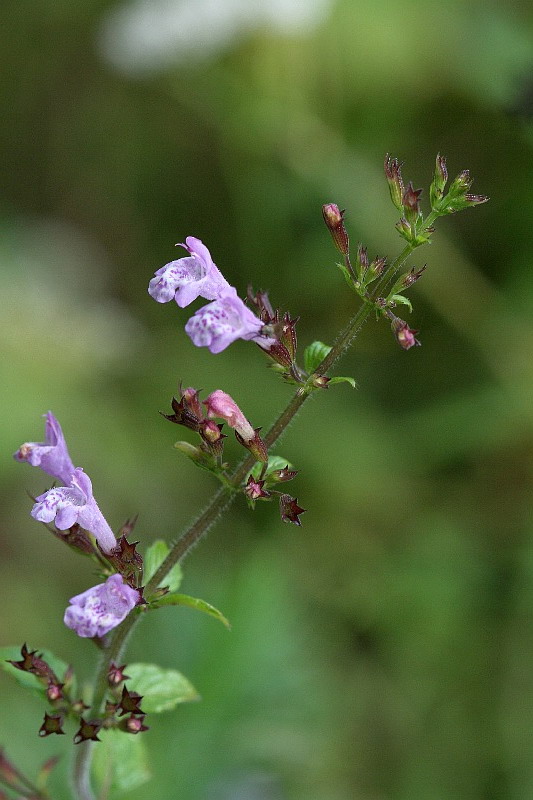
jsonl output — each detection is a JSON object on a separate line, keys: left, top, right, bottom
{"left": 125, "top": 663, "right": 200, "bottom": 712}
{"left": 144, "top": 539, "right": 182, "bottom": 592}
{"left": 149, "top": 593, "right": 231, "bottom": 630}
{"left": 327, "top": 376, "right": 357, "bottom": 389}
{"left": 304, "top": 341, "right": 332, "bottom": 374}
{"left": 390, "top": 294, "right": 413, "bottom": 313}
{"left": 92, "top": 729, "right": 151, "bottom": 796}
{"left": 0, "top": 646, "right": 71, "bottom": 699}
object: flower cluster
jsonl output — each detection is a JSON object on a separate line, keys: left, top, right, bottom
{"left": 14, "top": 413, "right": 141, "bottom": 639}
{"left": 148, "top": 237, "right": 277, "bottom": 355}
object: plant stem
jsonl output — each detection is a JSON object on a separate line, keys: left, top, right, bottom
{"left": 72, "top": 224, "right": 427, "bottom": 798}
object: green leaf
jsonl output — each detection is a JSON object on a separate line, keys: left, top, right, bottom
{"left": 304, "top": 341, "right": 332, "bottom": 374}
{"left": 92, "top": 729, "right": 151, "bottom": 796}
{"left": 390, "top": 294, "right": 413, "bottom": 312}
{"left": 0, "top": 646, "right": 71, "bottom": 699}
{"left": 125, "top": 663, "right": 200, "bottom": 712}
{"left": 328, "top": 376, "right": 357, "bottom": 389}
{"left": 336, "top": 262, "right": 356, "bottom": 290}
{"left": 144, "top": 540, "right": 182, "bottom": 592}
{"left": 149, "top": 593, "right": 231, "bottom": 629}
{"left": 249, "top": 454, "right": 293, "bottom": 481}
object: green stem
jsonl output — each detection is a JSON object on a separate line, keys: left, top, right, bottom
{"left": 72, "top": 220, "right": 431, "bottom": 798}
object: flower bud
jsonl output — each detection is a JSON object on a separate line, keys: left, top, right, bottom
{"left": 322, "top": 203, "right": 350, "bottom": 256}
{"left": 402, "top": 182, "right": 422, "bottom": 224}
{"left": 119, "top": 714, "right": 149, "bottom": 734}
{"left": 279, "top": 494, "right": 306, "bottom": 526}
{"left": 384, "top": 155, "right": 404, "bottom": 211}
{"left": 244, "top": 476, "right": 270, "bottom": 500}
{"left": 391, "top": 318, "right": 420, "bottom": 350}
{"left": 235, "top": 429, "right": 268, "bottom": 462}
{"left": 108, "top": 663, "right": 130, "bottom": 687}
{"left": 430, "top": 153, "right": 448, "bottom": 209}
{"left": 401, "top": 265, "right": 426, "bottom": 288}
{"left": 355, "top": 244, "right": 369, "bottom": 279}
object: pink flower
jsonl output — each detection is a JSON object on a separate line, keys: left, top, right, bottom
{"left": 31, "top": 468, "right": 116, "bottom": 554}
{"left": 14, "top": 412, "right": 75, "bottom": 485}
{"left": 64, "top": 574, "right": 140, "bottom": 638}
{"left": 185, "top": 288, "right": 274, "bottom": 354}
{"left": 203, "top": 390, "right": 255, "bottom": 441}
{"left": 148, "top": 236, "right": 230, "bottom": 307}
{"left": 391, "top": 318, "right": 420, "bottom": 350}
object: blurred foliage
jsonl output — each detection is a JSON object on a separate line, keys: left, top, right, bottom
{"left": 1, "top": 0, "right": 533, "bottom": 798}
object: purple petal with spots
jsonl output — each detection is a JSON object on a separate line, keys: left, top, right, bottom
{"left": 64, "top": 574, "right": 140, "bottom": 638}
{"left": 184, "top": 288, "right": 266, "bottom": 354}
{"left": 148, "top": 236, "right": 230, "bottom": 307}
{"left": 30, "top": 468, "right": 117, "bottom": 553}
{"left": 13, "top": 412, "right": 75, "bottom": 484}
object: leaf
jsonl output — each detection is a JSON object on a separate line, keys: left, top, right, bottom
{"left": 92, "top": 729, "right": 151, "bottom": 796}
{"left": 125, "top": 663, "right": 200, "bottom": 712}
{"left": 149, "top": 593, "right": 231, "bottom": 629}
{"left": 0, "top": 646, "right": 71, "bottom": 699}
{"left": 144, "top": 540, "right": 182, "bottom": 592}
{"left": 328, "top": 376, "right": 357, "bottom": 389}
{"left": 390, "top": 294, "right": 413, "bottom": 313}
{"left": 336, "top": 262, "right": 356, "bottom": 290}
{"left": 249, "top": 454, "right": 293, "bottom": 481}
{"left": 304, "top": 341, "right": 332, "bottom": 374}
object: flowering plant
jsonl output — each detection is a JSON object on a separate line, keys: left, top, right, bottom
{"left": 2, "top": 154, "right": 487, "bottom": 799}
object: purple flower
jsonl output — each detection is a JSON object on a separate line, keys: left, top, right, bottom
{"left": 31, "top": 468, "right": 117, "bottom": 554}
{"left": 148, "top": 236, "right": 230, "bottom": 307}
{"left": 185, "top": 288, "right": 274, "bottom": 354}
{"left": 64, "top": 574, "right": 140, "bottom": 638}
{"left": 14, "top": 412, "right": 75, "bottom": 485}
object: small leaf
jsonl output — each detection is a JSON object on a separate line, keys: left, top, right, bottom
{"left": 92, "top": 729, "right": 151, "bottom": 796}
{"left": 149, "top": 593, "right": 231, "bottom": 630}
{"left": 327, "top": 376, "right": 357, "bottom": 389}
{"left": 249, "top": 455, "right": 293, "bottom": 482}
{"left": 390, "top": 294, "right": 413, "bottom": 313}
{"left": 304, "top": 341, "right": 332, "bottom": 374}
{"left": 0, "top": 647, "right": 71, "bottom": 699}
{"left": 125, "top": 663, "right": 200, "bottom": 712}
{"left": 144, "top": 540, "right": 182, "bottom": 592}
{"left": 337, "top": 262, "right": 356, "bottom": 290}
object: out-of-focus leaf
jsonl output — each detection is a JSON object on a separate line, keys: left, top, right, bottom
{"left": 92, "top": 729, "right": 151, "bottom": 796}
{"left": 144, "top": 539, "right": 182, "bottom": 592}
{"left": 125, "top": 663, "right": 200, "bottom": 712}
{"left": 149, "top": 593, "right": 231, "bottom": 629}
{"left": 249, "top": 455, "right": 293, "bottom": 481}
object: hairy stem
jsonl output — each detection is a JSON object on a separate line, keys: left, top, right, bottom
{"left": 72, "top": 226, "right": 426, "bottom": 798}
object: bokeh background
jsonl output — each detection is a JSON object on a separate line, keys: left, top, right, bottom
{"left": 2, "top": 0, "right": 533, "bottom": 797}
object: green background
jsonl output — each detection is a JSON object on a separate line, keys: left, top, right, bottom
{"left": 2, "top": 0, "right": 533, "bottom": 797}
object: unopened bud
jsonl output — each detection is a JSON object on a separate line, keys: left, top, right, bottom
{"left": 108, "top": 663, "right": 130, "bottom": 687}
{"left": 119, "top": 714, "right": 149, "bottom": 734}
{"left": 402, "top": 182, "right": 422, "bottom": 224}
{"left": 201, "top": 420, "right": 223, "bottom": 443}
{"left": 401, "top": 265, "right": 426, "bottom": 288}
{"left": 395, "top": 217, "right": 412, "bottom": 241}
{"left": 322, "top": 203, "right": 350, "bottom": 256}
{"left": 311, "top": 375, "right": 330, "bottom": 389}
{"left": 384, "top": 154, "right": 404, "bottom": 211}
{"left": 430, "top": 154, "right": 448, "bottom": 209}
{"left": 46, "top": 681, "right": 63, "bottom": 702}
{"left": 449, "top": 169, "right": 472, "bottom": 194}
{"left": 235, "top": 429, "right": 268, "bottom": 462}
{"left": 244, "top": 476, "right": 270, "bottom": 500}
{"left": 369, "top": 256, "right": 387, "bottom": 279}
{"left": 355, "top": 244, "right": 369, "bottom": 278}
{"left": 391, "top": 318, "right": 420, "bottom": 350}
